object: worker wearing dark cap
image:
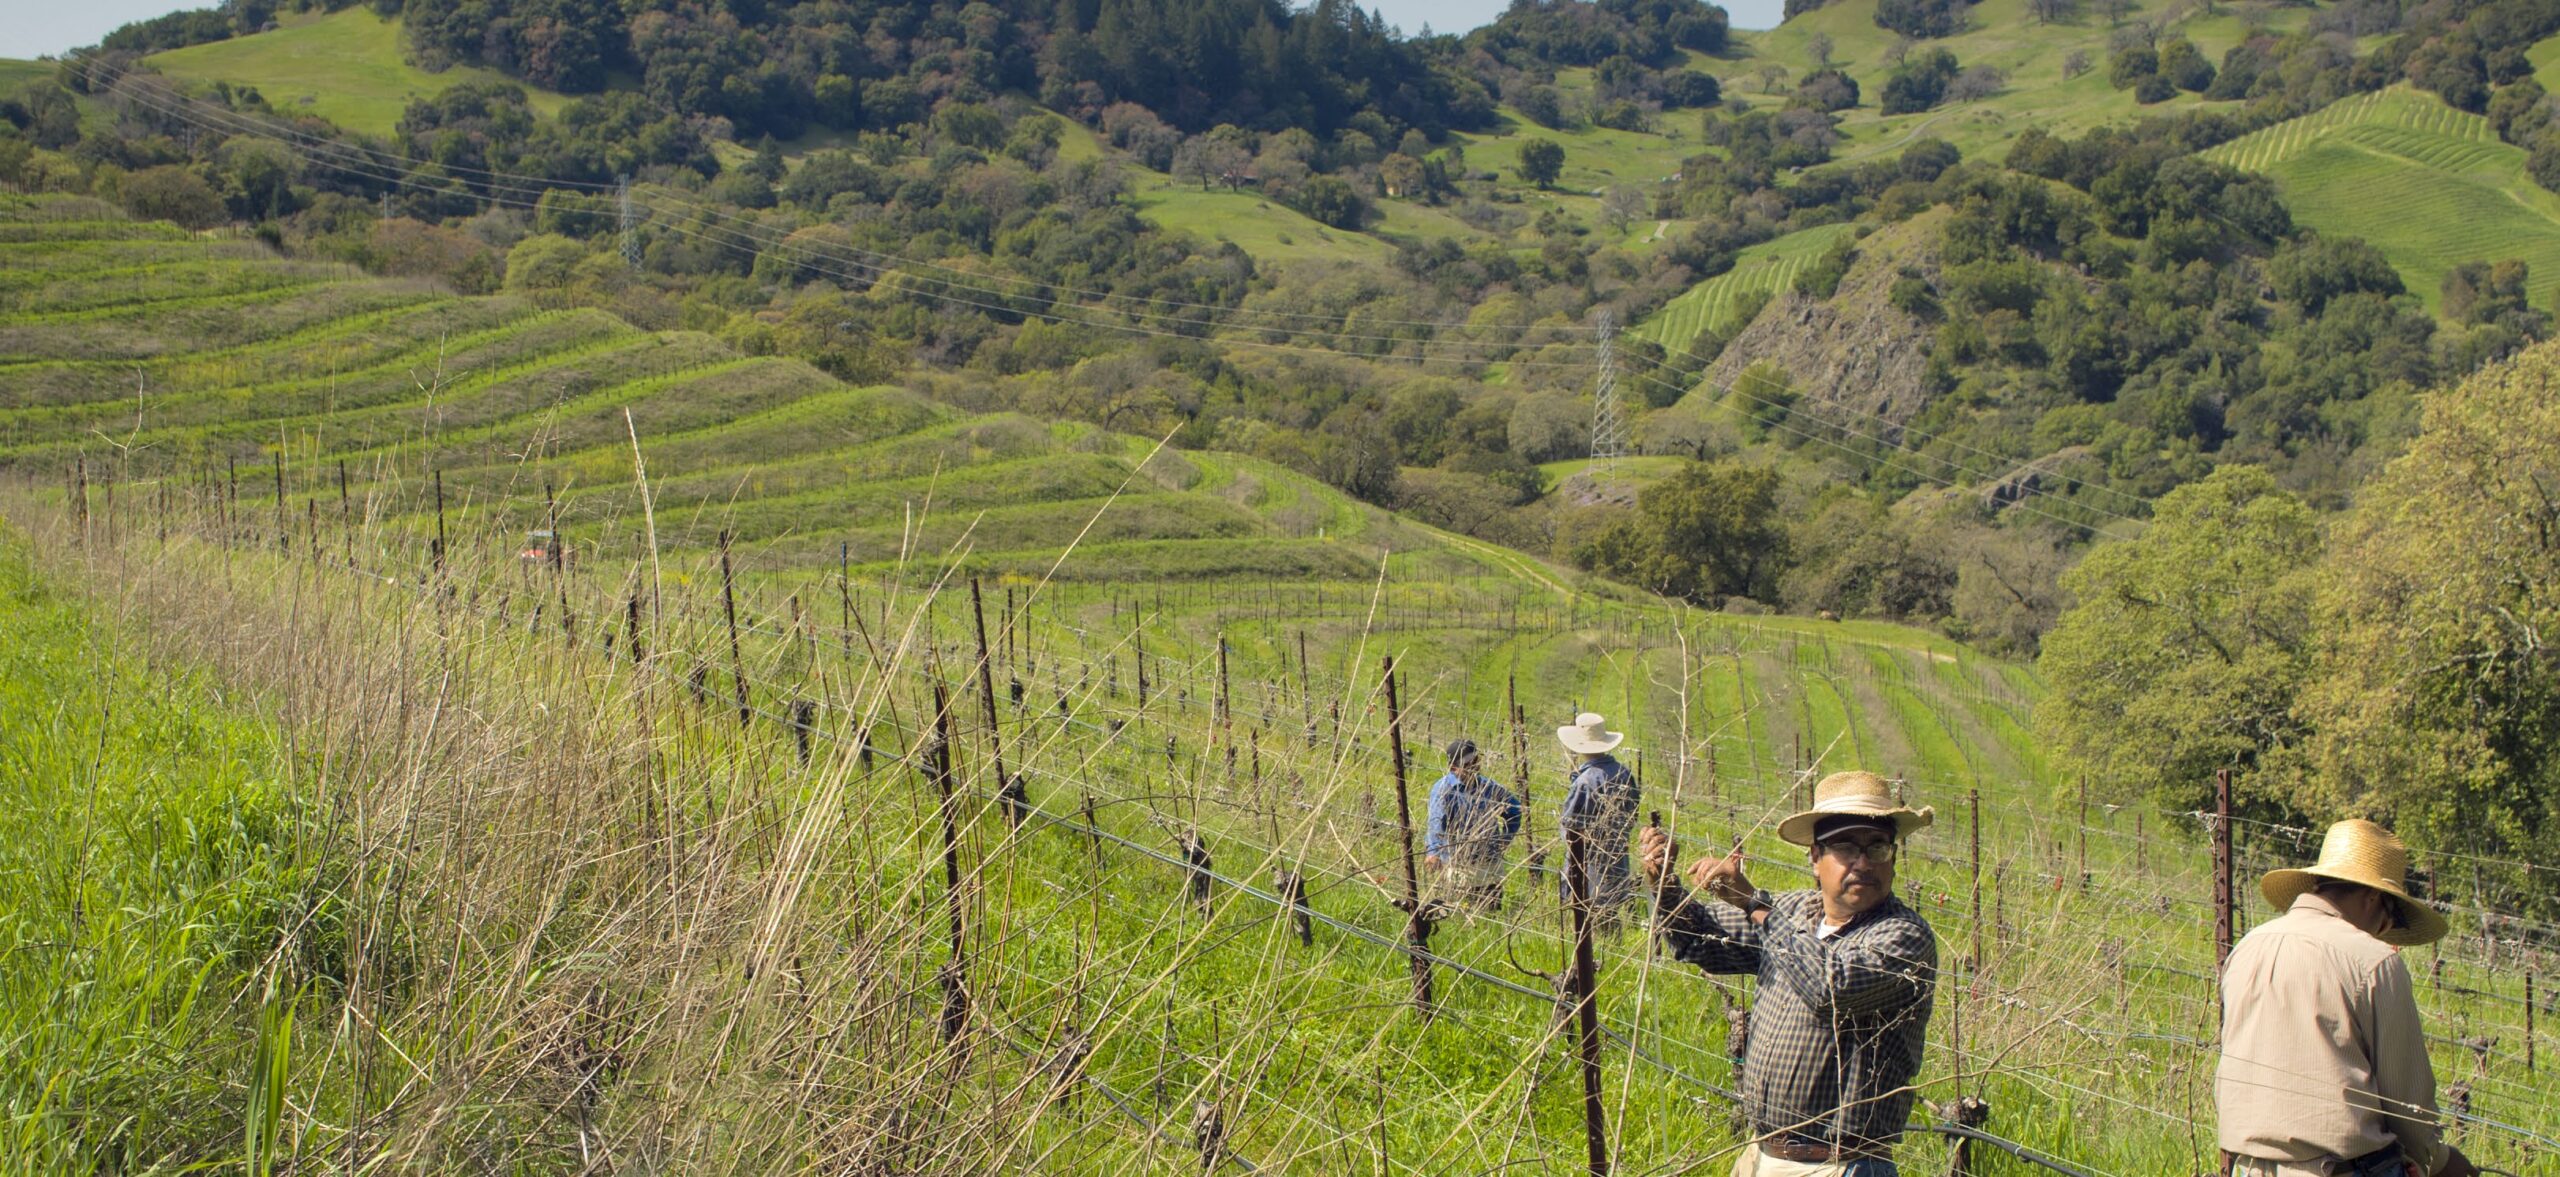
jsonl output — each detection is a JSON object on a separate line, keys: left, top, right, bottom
{"left": 1637, "top": 771, "right": 1940, "bottom": 1175}
{"left": 1424, "top": 737, "right": 1522, "bottom": 912}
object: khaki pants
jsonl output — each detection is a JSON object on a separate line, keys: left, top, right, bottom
{"left": 1730, "top": 1148, "right": 1897, "bottom": 1176}
{"left": 2231, "top": 1158, "right": 2414, "bottom": 1177}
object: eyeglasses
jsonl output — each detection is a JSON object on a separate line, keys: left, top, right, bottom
{"left": 1816, "top": 838, "right": 1897, "bottom": 864}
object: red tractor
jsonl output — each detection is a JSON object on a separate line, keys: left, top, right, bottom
{"left": 517, "top": 529, "right": 571, "bottom": 568}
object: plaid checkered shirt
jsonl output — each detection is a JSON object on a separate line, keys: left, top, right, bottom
{"left": 1656, "top": 884, "right": 1938, "bottom": 1157}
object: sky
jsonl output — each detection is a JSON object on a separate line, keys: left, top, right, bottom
{"left": 2, "top": 0, "right": 1787, "bottom": 62}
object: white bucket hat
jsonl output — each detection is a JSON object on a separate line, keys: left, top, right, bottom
{"left": 1555, "top": 712, "right": 1623, "bottom": 755}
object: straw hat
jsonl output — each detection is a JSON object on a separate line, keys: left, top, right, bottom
{"left": 1555, "top": 712, "right": 1623, "bottom": 755}
{"left": 1776, "top": 771, "right": 1935, "bottom": 846}
{"left": 2261, "top": 819, "right": 2446, "bottom": 947}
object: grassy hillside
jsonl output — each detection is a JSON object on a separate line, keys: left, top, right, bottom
{"left": 147, "top": 8, "right": 570, "bottom": 137}
{"left": 0, "top": 59, "right": 51, "bottom": 93}
{"left": 1724, "top": 0, "right": 2367, "bottom": 166}
{"left": 2202, "top": 86, "right": 2560, "bottom": 313}
{"left": 1629, "top": 221, "right": 1857, "bottom": 354}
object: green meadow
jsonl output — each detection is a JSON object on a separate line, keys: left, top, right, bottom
{"left": 147, "top": 8, "right": 570, "bottom": 138}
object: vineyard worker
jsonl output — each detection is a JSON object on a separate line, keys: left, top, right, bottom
{"left": 1557, "top": 712, "right": 1643, "bottom": 922}
{"left": 1423, "top": 737, "right": 1522, "bottom": 911}
{"left": 2217, "top": 819, "right": 2478, "bottom": 1177}
{"left": 1636, "top": 771, "right": 1938, "bottom": 1176}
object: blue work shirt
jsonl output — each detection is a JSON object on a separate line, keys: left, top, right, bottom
{"left": 1559, "top": 753, "right": 1641, "bottom": 904}
{"left": 1424, "top": 771, "right": 1522, "bottom": 864}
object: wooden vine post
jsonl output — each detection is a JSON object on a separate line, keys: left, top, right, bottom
{"left": 271, "top": 451, "right": 285, "bottom": 552}
{"left": 70, "top": 459, "right": 90, "bottom": 546}
{"left": 1260, "top": 730, "right": 1313, "bottom": 946}
{"left": 336, "top": 459, "right": 351, "bottom": 567}
{"left": 1563, "top": 809, "right": 1610, "bottom": 1177}
{"left": 1297, "top": 629, "right": 1314, "bottom": 746}
{"left": 2077, "top": 773, "right": 2090, "bottom": 892}
{"left": 2213, "top": 767, "right": 2236, "bottom": 979}
{"left": 1510, "top": 674, "right": 1540, "bottom": 876}
{"left": 929, "top": 681, "right": 971, "bottom": 1044}
{"left": 1216, "top": 636, "right": 1233, "bottom": 780}
{"left": 1382, "top": 656, "right": 1434, "bottom": 1019}
{"left": 545, "top": 479, "right": 573, "bottom": 646}
{"left": 1969, "top": 786, "right": 1984, "bottom": 999}
{"left": 718, "top": 529, "right": 749, "bottom": 727}
{"left": 969, "top": 578, "right": 1024, "bottom": 828}
{"left": 431, "top": 468, "right": 446, "bottom": 582}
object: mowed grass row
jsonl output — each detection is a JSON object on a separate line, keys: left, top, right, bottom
{"left": 0, "top": 287, "right": 535, "bottom": 407}
{"left": 0, "top": 308, "right": 624, "bottom": 448}
{"left": 0, "top": 277, "right": 447, "bottom": 363}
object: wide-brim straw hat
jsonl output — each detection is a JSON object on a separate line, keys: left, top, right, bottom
{"left": 1555, "top": 712, "right": 1623, "bottom": 755}
{"left": 2261, "top": 819, "right": 2447, "bottom": 947}
{"left": 1777, "top": 771, "right": 1935, "bottom": 846}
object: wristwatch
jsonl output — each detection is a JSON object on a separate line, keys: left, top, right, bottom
{"left": 1743, "top": 889, "right": 1775, "bottom": 918}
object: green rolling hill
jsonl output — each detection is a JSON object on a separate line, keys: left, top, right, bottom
{"left": 2202, "top": 85, "right": 2560, "bottom": 313}
{"left": 146, "top": 7, "right": 570, "bottom": 137}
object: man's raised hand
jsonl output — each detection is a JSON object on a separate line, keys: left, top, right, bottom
{"left": 1688, "top": 844, "right": 1756, "bottom": 908}
{"left": 1638, "top": 825, "right": 1677, "bottom": 886}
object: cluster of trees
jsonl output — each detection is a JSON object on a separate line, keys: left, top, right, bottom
{"left": 2390, "top": 0, "right": 2557, "bottom": 113}
{"left": 1881, "top": 47, "right": 1960, "bottom": 114}
{"left": 389, "top": 0, "right": 1509, "bottom": 144}
{"left": 2107, "top": 32, "right": 2214, "bottom": 104}
{"left": 2040, "top": 364, "right": 2560, "bottom": 915}
{"left": 391, "top": 82, "right": 718, "bottom": 203}
{"left": 1543, "top": 438, "right": 2075, "bottom": 653}
{"left": 403, "top": 0, "right": 623, "bottom": 92}
{"left": 98, "top": 0, "right": 289, "bottom": 54}
{"left": 1874, "top": 0, "right": 1970, "bottom": 39}
{"left": 2457, "top": 25, "right": 2560, "bottom": 198}
{"left": 1467, "top": 0, "right": 1728, "bottom": 69}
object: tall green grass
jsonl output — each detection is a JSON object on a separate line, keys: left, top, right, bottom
{"left": 0, "top": 532, "right": 324, "bottom": 1173}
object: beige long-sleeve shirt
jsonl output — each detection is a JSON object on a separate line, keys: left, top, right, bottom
{"left": 2216, "top": 891, "right": 2444, "bottom": 1173}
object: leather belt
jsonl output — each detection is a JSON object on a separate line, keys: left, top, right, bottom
{"left": 1760, "top": 1136, "right": 1886, "bottom": 1164}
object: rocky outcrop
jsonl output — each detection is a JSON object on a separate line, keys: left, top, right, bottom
{"left": 1700, "top": 209, "right": 1945, "bottom": 437}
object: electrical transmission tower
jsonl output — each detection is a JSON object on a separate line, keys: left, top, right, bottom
{"left": 1588, "top": 309, "right": 1626, "bottom": 490}
{"left": 618, "top": 175, "right": 640, "bottom": 268}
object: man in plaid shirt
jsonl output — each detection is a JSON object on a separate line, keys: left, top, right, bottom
{"left": 1638, "top": 771, "right": 1940, "bottom": 1176}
